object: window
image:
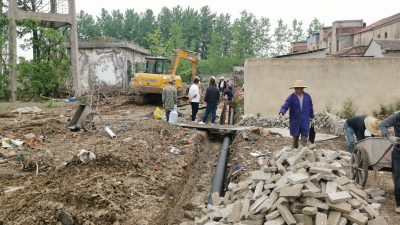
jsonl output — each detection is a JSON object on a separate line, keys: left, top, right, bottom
{"left": 378, "top": 34, "right": 380, "bottom": 38}
{"left": 337, "top": 41, "right": 339, "bottom": 52}
{"left": 385, "top": 32, "right": 388, "bottom": 38}
{"left": 156, "top": 60, "right": 164, "bottom": 74}
{"left": 145, "top": 59, "right": 156, "bottom": 74}
{"left": 163, "top": 60, "right": 170, "bottom": 75}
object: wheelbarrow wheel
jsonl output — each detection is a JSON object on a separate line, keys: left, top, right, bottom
{"left": 83, "top": 112, "right": 103, "bottom": 132}
{"left": 350, "top": 146, "right": 369, "bottom": 187}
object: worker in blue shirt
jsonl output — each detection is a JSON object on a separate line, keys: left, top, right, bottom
{"left": 224, "top": 89, "right": 233, "bottom": 101}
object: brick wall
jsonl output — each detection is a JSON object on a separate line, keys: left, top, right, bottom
{"left": 336, "top": 27, "right": 364, "bottom": 34}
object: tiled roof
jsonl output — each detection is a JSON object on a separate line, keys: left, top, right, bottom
{"left": 355, "top": 13, "right": 400, "bottom": 34}
{"left": 334, "top": 46, "right": 367, "bottom": 56}
{"left": 373, "top": 39, "right": 400, "bottom": 51}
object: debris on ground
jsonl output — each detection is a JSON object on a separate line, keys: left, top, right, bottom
{"left": 186, "top": 145, "right": 388, "bottom": 225}
{"left": 239, "top": 111, "right": 346, "bottom": 137}
{"left": 11, "top": 107, "right": 44, "bottom": 115}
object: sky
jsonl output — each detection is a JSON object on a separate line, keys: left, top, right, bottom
{"left": 17, "top": 0, "right": 400, "bottom": 59}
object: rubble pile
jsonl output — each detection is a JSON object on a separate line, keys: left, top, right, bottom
{"left": 189, "top": 145, "right": 387, "bottom": 225}
{"left": 236, "top": 87, "right": 244, "bottom": 100}
{"left": 239, "top": 111, "right": 346, "bottom": 137}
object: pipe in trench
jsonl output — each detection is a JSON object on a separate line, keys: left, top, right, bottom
{"left": 207, "top": 105, "right": 234, "bottom": 205}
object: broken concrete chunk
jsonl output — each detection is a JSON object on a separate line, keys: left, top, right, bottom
{"left": 325, "top": 181, "right": 338, "bottom": 194}
{"left": 327, "top": 211, "right": 341, "bottom": 225}
{"left": 279, "top": 187, "right": 302, "bottom": 198}
{"left": 253, "top": 181, "right": 264, "bottom": 199}
{"left": 367, "top": 217, "right": 388, "bottom": 225}
{"left": 265, "top": 210, "right": 281, "bottom": 221}
{"left": 264, "top": 216, "right": 286, "bottom": 225}
{"left": 251, "top": 170, "right": 272, "bottom": 181}
{"left": 309, "top": 167, "right": 333, "bottom": 175}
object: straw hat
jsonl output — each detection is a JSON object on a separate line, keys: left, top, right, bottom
{"left": 364, "top": 116, "right": 382, "bottom": 135}
{"left": 289, "top": 80, "right": 309, "bottom": 89}
{"left": 220, "top": 77, "right": 225, "bottom": 80}
{"left": 211, "top": 76, "right": 215, "bottom": 80}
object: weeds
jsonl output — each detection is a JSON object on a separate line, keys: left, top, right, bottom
{"left": 257, "top": 113, "right": 261, "bottom": 118}
{"left": 325, "top": 100, "right": 333, "bottom": 114}
{"left": 372, "top": 99, "right": 400, "bottom": 117}
{"left": 338, "top": 97, "right": 358, "bottom": 119}
{"left": 45, "top": 100, "right": 58, "bottom": 109}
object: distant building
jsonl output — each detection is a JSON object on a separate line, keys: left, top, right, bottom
{"left": 291, "top": 41, "right": 307, "bottom": 53}
{"left": 364, "top": 39, "right": 400, "bottom": 57}
{"left": 65, "top": 41, "right": 150, "bottom": 94}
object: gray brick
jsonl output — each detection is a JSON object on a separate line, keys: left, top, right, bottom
{"left": 253, "top": 181, "right": 264, "bottom": 199}
{"left": 195, "top": 216, "right": 209, "bottom": 225}
{"left": 265, "top": 210, "right": 280, "bottom": 221}
{"left": 327, "top": 211, "right": 341, "bottom": 225}
{"left": 367, "top": 217, "right": 389, "bottom": 225}
{"left": 302, "top": 206, "right": 318, "bottom": 215}
{"left": 263, "top": 166, "right": 278, "bottom": 172}
{"left": 335, "top": 176, "right": 350, "bottom": 186}
{"left": 309, "top": 167, "right": 333, "bottom": 175}
{"left": 293, "top": 214, "right": 313, "bottom": 225}
{"left": 325, "top": 181, "right": 338, "bottom": 194}
{"left": 327, "top": 201, "right": 351, "bottom": 214}
{"left": 339, "top": 217, "right": 347, "bottom": 225}
{"left": 348, "top": 199, "right": 361, "bottom": 209}
{"left": 266, "top": 174, "right": 282, "bottom": 184}
{"left": 360, "top": 203, "right": 378, "bottom": 219}
{"left": 240, "top": 199, "right": 251, "bottom": 220}
{"left": 277, "top": 204, "right": 297, "bottom": 225}
{"left": 269, "top": 197, "right": 288, "bottom": 213}
{"left": 304, "top": 180, "right": 321, "bottom": 192}
{"left": 288, "top": 173, "right": 309, "bottom": 184}
{"left": 315, "top": 212, "right": 328, "bottom": 225}
{"left": 309, "top": 173, "right": 323, "bottom": 182}
{"left": 303, "top": 197, "right": 329, "bottom": 210}
{"left": 264, "top": 216, "right": 285, "bottom": 225}
{"left": 251, "top": 170, "right": 272, "bottom": 181}
{"left": 279, "top": 187, "right": 302, "bottom": 198}
{"left": 342, "top": 211, "right": 368, "bottom": 225}
{"left": 327, "top": 191, "right": 352, "bottom": 203}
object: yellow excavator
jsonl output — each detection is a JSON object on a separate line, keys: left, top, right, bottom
{"left": 133, "top": 49, "right": 199, "bottom": 105}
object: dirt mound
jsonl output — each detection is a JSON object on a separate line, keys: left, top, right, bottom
{"left": 0, "top": 120, "right": 208, "bottom": 225}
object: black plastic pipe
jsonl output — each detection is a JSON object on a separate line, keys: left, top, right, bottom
{"left": 207, "top": 106, "right": 234, "bottom": 205}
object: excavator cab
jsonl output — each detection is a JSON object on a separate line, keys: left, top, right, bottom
{"left": 144, "top": 57, "right": 171, "bottom": 75}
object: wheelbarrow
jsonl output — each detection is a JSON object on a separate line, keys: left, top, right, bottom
{"left": 350, "top": 137, "right": 394, "bottom": 187}
{"left": 68, "top": 104, "right": 103, "bottom": 132}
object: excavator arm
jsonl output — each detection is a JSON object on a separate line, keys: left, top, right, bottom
{"left": 168, "top": 49, "right": 200, "bottom": 83}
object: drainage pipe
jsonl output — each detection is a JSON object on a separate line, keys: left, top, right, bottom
{"left": 207, "top": 106, "right": 234, "bottom": 205}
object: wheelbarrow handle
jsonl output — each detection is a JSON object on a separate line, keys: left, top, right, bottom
{"left": 371, "top": 144, "right": 394, "bottom": 166}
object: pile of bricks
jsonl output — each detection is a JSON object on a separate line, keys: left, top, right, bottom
{"left": 239, "top": 111, "right": 346, "bottom": 137}
{"left": 188, "top": 145, "right": 387, "bottom": 225}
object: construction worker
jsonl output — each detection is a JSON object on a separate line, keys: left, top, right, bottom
{"left": 379, "top": 111, "right": 400, "bottom": 213}
{"left": 279, "top": 80, "right": 315, "bottom": 148}
{"left": 162, "top": 79, "right": 177, "bottom": 121}
{"left": 226, "top": 80, "right": 232, "bottom": 91}
{"left": 224, "top": 89, "right": 233, "bottom": 101}
{"left": 344, "top": 115, "right": 382, "bottom": 153}
{"left": 218, "top": 77, "right": 226, "bottom": 96}
{"left": 199, "top": 78, "right": 220, "bottom": 125}
{"left": 188, "top": 78, "right": 200, "bottom": 122}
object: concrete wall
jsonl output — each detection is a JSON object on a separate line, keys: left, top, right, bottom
{"left": 364, "top": 41, "right": 385, "bottom": 57}
{"left": 353, "top": 20, "right": 400, "bottom": 46}
{"left": 332, "top": 20, "right": 363, "bottom": 54}
{"left": 244, "top": 58, "right": 400, "bottom": 116}
{"left": 78, "top": 48, "right": 146, "bottom": 94}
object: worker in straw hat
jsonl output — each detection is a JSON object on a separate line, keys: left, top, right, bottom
{"left": 343, "top": 115, "right": 382, "bottom": 154}
{"left": 218, "top": 77, "right": 226, "bottom": 96}
{"left": 379, "top": 111, "right": 400, "bottom": 213}
{"left": 279, "top": 80, "right": 315, "bottom": 148}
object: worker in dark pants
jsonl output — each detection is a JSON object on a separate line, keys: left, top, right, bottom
{"left": 379, "top": 111, "right": 400, "bottom": 213}
{"left": 344, "top": 115, "right": 381, "bottom": 153}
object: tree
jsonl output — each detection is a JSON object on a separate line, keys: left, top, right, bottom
{"left": 215, "top": 13, "right": 232, "bottom": 55}
{"left": 168, "top": 22, "right": 186, "bottom": 51}
{"left": 271, "top": 19, "right": 290, "bottom": 57}
{"left": 137, "top": 9, "right": 157, "bottom": 49}
{"left": 157, "top": 7, "right": 173, "bottom": 41}
{"left": 308, "top": 18, "right": 324, "bottom": 34}
{"left": 180, "top": 7, "right": 200, "bottom": 53}
{"left": 76, "top": 10, "right": 101, "bottom": 42}
{"left": 290, "top": 19, "right": 306, "bottom": 42}
{"left": 0, "top": 13, "right": 12, "bottom": 99}
{"left": 123, "top": 9, "right": 140, "bottom": 42}
{"left": 198, "top": 6, "right": 216, "bottom": 60}
{"left": 231, "top": 10, "right": 257, "bottom": 59}
{"left": 145, "top": 26, "right": 169, "bottom": 57}
{"left": 254, "top": 17, "right": 272, "bottom": 58}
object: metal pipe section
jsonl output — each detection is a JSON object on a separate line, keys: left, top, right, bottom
{"left": 229, "top": 107, "right": 234, "bottom": 126}
{"left": 207, "top": 105, "right": 235, "bottom": 205}
{"left": 105, "top": 126, "right": 117, "bottom": 139}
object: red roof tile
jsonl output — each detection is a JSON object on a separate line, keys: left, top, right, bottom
{"left": 355, "top": 13, "right": 400, "bottom": 34}
{"left": 373, "top": 39, "right": 400, "bottom": 51}
{"left": 334, "top": 46, "right": 367, "bottom": 56}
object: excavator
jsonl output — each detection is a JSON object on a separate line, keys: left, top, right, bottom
{"left": 133, "top": 49, "right": 199, "bottom": 105}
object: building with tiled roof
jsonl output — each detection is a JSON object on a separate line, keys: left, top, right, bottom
{"left": 364, "top": 39, "right": 400, "bottom": 57}
{"left": 353, "top": 13, "right": 400, "bottom": 47}
{"left": 333, "top": 46, "right": 367, "bottom": 57}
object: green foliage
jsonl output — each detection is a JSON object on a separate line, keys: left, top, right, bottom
{"left": 17, "top": 18, "right": 71, "bottom": 100}
{"left": 290, "top": 19, "right": 306, "bottom": 42}
{"left": 77, "top": 10, "right": 101, "bottom": 42}
{"left": 45, "top": 100, "right": 56, "bottom": 109}
{"left": 271, "top": 19, "right": 289, "bottom": 57}
{"left": 338, "top": 97, "right": 358, "bottom": 119}
{"left": 257, "top": 113, "right": 261, "bottom": 118}
{"left": 325, "top": 100, "right": 333, "bottom": 113}
{"left": 372, "top": 99, "right": 400, "bottom": 117}
{"left": 145, "top": 26, "right": 169, "bottom": 56}
{"left": 308, "top": 18, "right": 324, "bottom": 34}
{"left": 0, "top": 14, "right": 12, "bottom": 100}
